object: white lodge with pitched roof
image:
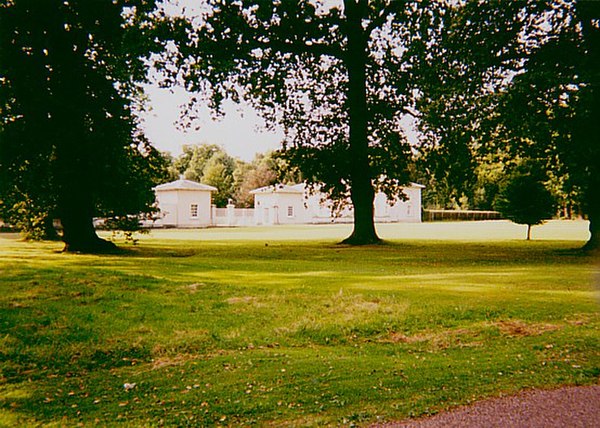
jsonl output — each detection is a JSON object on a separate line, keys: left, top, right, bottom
{"left": 153, "top": 178, "right": 217, "bottom": 227}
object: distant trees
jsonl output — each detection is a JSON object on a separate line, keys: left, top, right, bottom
{"left": 169, "top": 144, "right": 237, "bottom": 206}
{"left": 174, "top": 144, "right": 225, "bottom": 182}
{"left": 0, "top": 0, "right": 169, "bottom": 252}
{"left": 165, "top": 144, "right": 286, "bottom": 208}
{"left": 413, "top": 0, "right": 598, "bottom": 250}
{"left": 233, "top": 153, "right": 280, "bottom": 208}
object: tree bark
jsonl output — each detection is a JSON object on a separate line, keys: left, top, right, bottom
{"left": 53, "top": 118, "right": 116, "bottom": 253}
{"left": 583, "top": 214, "right": 599, "bottom": 251}
{"left": 342, "top": 0, "right": 381, "bottom": 245}
{"left": 582, "top": 186, "right": 599, "bottom": 251}
{"left": 576, "top": 2, "right": 600, "bottom": 252}
{"left": 54, "top": 146, "right": 116, "bottom": 253}
{"left": 526, "top": 224, "right": 531, "bottom": 241}
{"left": 59, "top": 191, "right": 116, "bottom": 253}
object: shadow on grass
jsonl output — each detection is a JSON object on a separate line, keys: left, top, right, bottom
{"left": 116, "top": 246, "right": 201, "bottom": 258}
{"left": 98, "top": 239, "right": 596, "bottom": 265}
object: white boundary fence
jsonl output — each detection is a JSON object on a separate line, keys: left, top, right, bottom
{"left": 211, "top": 204, "right": 255, "bottom": 227}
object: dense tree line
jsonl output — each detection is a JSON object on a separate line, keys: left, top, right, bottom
{"left": 413, "top": 0, "right": 598, "bottom": 249}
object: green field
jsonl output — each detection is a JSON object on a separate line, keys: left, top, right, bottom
{"left": 1, "top": 221, "right": 598, "bottom": 426}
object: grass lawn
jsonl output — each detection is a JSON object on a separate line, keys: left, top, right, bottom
{"left": 0, "top": 220, "right": 598, "bottom": 426}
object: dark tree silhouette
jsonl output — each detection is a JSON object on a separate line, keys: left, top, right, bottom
{"left": 494, "top": 171, "right": 556, "bottom": 240}
{"left": 166, "top": 0, "right": 434, "bottom": 245}
{"left": 0, "top": 0, "right": 167, "bottom": 252}
{"left": 415, "top": 0, "right": 600, "bottom": 251}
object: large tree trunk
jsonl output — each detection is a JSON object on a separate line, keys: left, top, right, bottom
{"left": 59, "top": 192, "right": 116, "bottom": 253}
{"left": 54, "top": 116, "right": 116, "bottom": 253}
{"left": 582, "top": 183, "right": 600, "bottom": 252}
{"left": 584, "top": 212, "right": 599, "bottom": 251}
{"left": 576, "top": 2, "right": 600, "bottom": 252}
{"left": 342, "top": 0, "right": 380, "bottom": 245}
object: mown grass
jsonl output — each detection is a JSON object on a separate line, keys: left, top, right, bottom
{"left": 0, "top": 221, "right": 598, "bottom": 426}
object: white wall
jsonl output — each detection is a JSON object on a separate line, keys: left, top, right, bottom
{"left": 156, "top": 189, "right": 213, "bottom": 227}
{"left": 304, "top": 192, "right": 354, "bottom": 223}
{"left": 253, "top": 192, "right": 306, "bottom": 225}
{"left": 380, "top": 187, "right": 422, "bottom": 223}
{"left": 306, "top": 186, "right": 422, "bottom": 224}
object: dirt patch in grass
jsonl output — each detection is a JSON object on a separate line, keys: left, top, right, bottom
{"left": 151, "top": 354, "right": 198, "bottom": 370}
{"left": 226, "top": 296, "right": 259, "bottom": 304}
{"left": 382, "top": 328, "right": 482, "bottom": 349}
{"left": 386, "top": 332, "right": 426, "bottom": 344}
{"left": 493, "top": 320, "right": 561, "bottom": 337}
{"left": 365, "top": 320, "right": 563, "bottom": 350}
{"left": 564, "top": 313, "right": 597, "bottom": 326}
{"left": 185, "top": 283, "right": 207, "bottom": 293}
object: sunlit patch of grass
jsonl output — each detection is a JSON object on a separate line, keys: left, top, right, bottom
{"left": 0, "top": 221, "right": 598, "bottom": 426}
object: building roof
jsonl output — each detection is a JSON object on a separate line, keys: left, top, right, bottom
{"left": 154, "top": 178, "right": 218, "bottom": 192}
{"left": 251, "top": 182, "right": 423, "bottom": 195}
{"left": 250, "top": 183, "right": 305, "bottom": 195}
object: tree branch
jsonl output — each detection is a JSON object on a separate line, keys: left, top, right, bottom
{"left": 267, "top": 38, "right": 345, "bottom": 60}
{"left": 366, "top": 1, "right": 406, "bottom": 35}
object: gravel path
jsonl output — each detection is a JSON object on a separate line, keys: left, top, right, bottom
{"left": 377, "top": 385, "right": 600, "bottom": 428}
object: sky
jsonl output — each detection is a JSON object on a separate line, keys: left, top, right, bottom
{"left": 138, "top": 0, "right": 419, "bottom": 162}
{"left": 140, "top": 84, "right": 284, "bottom": 161}
{"left": 138, "top": 0, "right": 346, "bottom": 162}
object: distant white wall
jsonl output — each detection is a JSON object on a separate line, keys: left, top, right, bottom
{"left": 304, "top": 191, "right": 353, "bottom": 223}
{"left": 305, "top": 186, "right": 422, "bottom": 224}
{"left": 212, "top": 206, "right": 255, "bottom": 227}
{"left": 253, "top": 192, "right": 306, "bottom": 225}
{"left": 156, "top": 189, "right": 213, "bottom": 227}
{"left": 375, "top": 186, "right": 422, "bottom": 223}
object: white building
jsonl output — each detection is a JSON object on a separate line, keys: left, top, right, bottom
{"left": 250, "top": 184, "right": 308, "bottom": 225}
{"left": 373, "top": 184, "right": 424, "bottom": 223}
{"left": 152, "top": 179, "right": 424, "bottom": 228}
{"left": 154, "top": 178, "right": 217, "bottom": 227}
{"left": 251, "top": 183, "right": 424, "bottom": 225}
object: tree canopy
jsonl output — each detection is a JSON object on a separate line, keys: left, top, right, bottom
{"left": 165, "top": 0, "right": 438, "bottom": 244}
{"left": 415, "top": 0, "right": 599, "bottom": 250}
{"left": 0, "top": 0, "right": 168, "bottom": 251}
{"left": 499, "top": 1, "right": 600, "bottom": 250}
{"left": 494, "top": 166, "right": 556, "bottom": 240}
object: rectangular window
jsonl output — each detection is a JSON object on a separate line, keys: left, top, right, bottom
{"left": 287, "top": 206, "right": 294, "bottom": 217}
{"left": 190, "top": 204, "right": 198, "bottom": 218}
